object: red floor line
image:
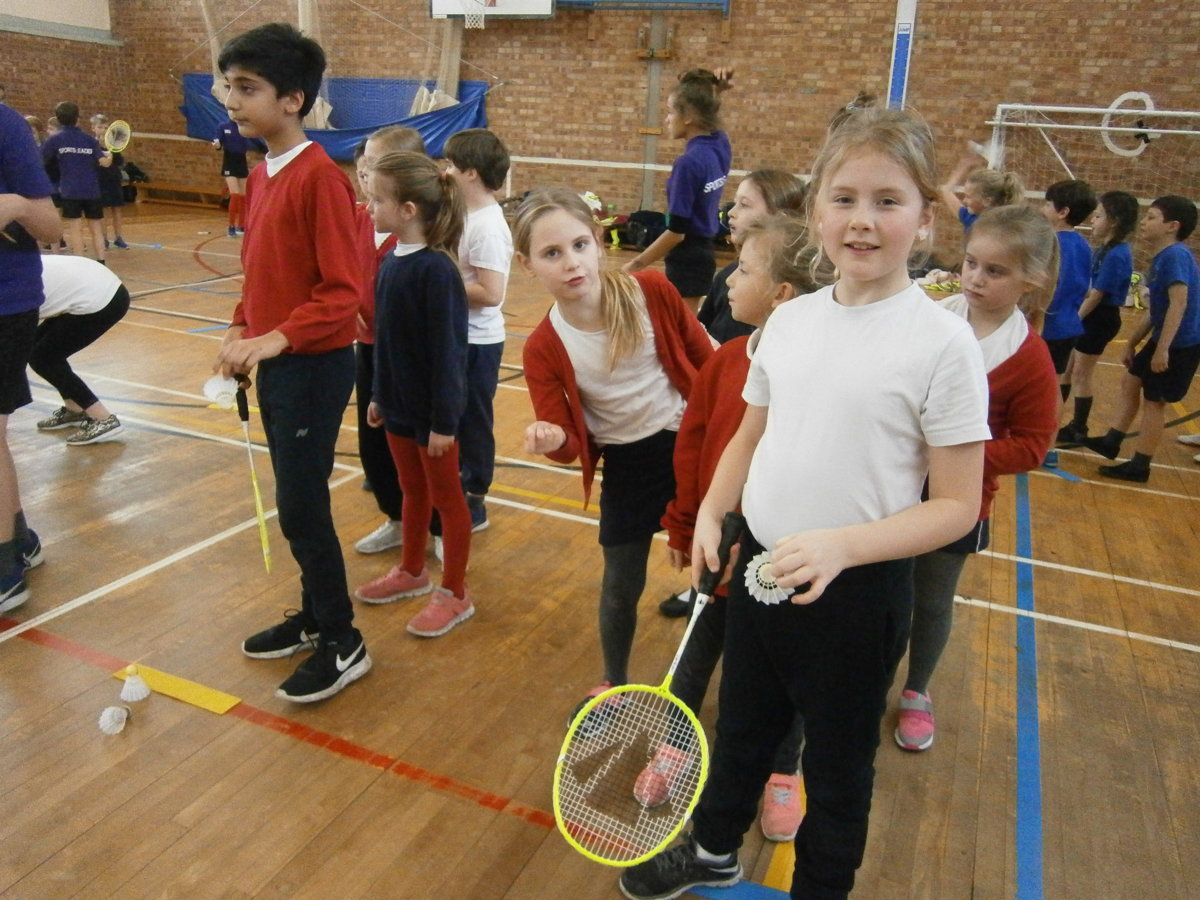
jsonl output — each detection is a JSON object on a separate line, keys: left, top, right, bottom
{"left": 192, "top": 235, "right": 240, "bottom": 279}
{"left": 6, "top": 618, "right": 556, "bottom": 831}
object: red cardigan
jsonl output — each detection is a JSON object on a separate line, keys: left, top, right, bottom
{"left": 232, "top": 144, "right": 362, "bottom": 354}
{"left": 661, "top": 335, "right": 750, "bottom": 552}
{"left": 980, "top": 329, "right": 1059, "bottom": 519}
{"left": 523, "top": 269, "right": 714, "bottom": 507}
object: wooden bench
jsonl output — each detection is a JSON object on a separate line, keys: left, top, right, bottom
{"left": 139, "top": 182, "right": 225, "bottom": 209}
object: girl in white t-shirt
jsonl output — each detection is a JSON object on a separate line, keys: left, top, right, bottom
{"left": 621, "top": 108, "right": 991, "bottom": 900}
{"left": 517, "top": 188, "right": 713, "bottom": 721}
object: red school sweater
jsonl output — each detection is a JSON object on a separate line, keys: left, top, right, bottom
{"left": 230, "top": 144, "right": 362, "bottom": 354}
{"left": 980, "top": 329, "right": 1059, "bottom": 519}
{"left": 522, "top": 269, "right": 714, "bottom": 508}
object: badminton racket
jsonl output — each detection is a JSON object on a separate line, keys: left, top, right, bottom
{"left": 236, "top": 381, "right": 272, "bottom": 573}
{"left": 552, "top": 511, "right": 746, "bottom": 867}
{"left": 103, "top": 119, "right": 132, "bottom": 153}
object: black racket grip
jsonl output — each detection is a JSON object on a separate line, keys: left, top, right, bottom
{"left": 235, "top": 386, "right": 250, "bottom": 423}
{"left": 696, "top": 511, "right": 746, "bottom": 598}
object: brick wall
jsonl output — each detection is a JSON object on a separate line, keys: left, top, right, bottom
{"left": 4, "top": 0, "right": 1198, "bottom": 255}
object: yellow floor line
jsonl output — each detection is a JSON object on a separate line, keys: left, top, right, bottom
{"left": 489, "top": 481, "right": 589, "bottom": 510}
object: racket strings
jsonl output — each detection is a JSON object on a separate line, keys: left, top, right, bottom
{"left": 556, "top": 688, "right": 705, "bottom": 864}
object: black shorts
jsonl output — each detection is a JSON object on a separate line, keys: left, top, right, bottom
{"left": 1129, "top": 340, "right": 1200, "bottom": 403}
{"left": 60, "top": 197, "right": 104, "bottom": 220}
{"left": 597, "top": 428, "right": 676, "bottom": 547}
{"left": 98, "top": 181, "right": 125, "bottom": 208}
{"left": 221, "top": 152, "right": 249, "bottom": 179}
{"left": 939, "top": 517, "right": 990, "bottom": 555}
{"left": 1075, "top": 305, "right": 1122, "bottom": 356}
{"left": 664, "top": 234, "right": 716, "bottom": 298}
{"left": 1043, "top": 336, "right": 1076, "bottom": 374}
{"left": 0, "top": 309, "right": 39, "bottom": 414}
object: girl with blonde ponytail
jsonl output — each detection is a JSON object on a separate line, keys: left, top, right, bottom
{"left": 516, "top": 187, "right": 714, "bottom": 716}
{"left": 353, "top": 150, "right": 477, "bottom": 639}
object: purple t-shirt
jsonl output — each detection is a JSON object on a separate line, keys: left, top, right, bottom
{"left": 42, "top": 125, "right": 103, "bottom": 200}
{"left": 665, "top": 131, "right": 731, "bottom": 238}
{"left": 1, "top": 103, "right": 53, "bottom": 314}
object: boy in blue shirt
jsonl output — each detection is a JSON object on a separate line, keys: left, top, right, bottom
{"left": 1, "top": 102, "right": 63, "bottom": 611}
{"left": 1040, "top": 179, "right": 1097, "bottom": 394}
{"left": 1083, "top": 195, "right": 1200, "bottom": 482}
{"left": 212, "top": 23, "right": 370, "bottom": 701}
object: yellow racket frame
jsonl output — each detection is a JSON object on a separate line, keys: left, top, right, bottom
{"left": 104, "top": 119, "right": 132, "bottom": 152}
{"left": 553, "top": 682, "right": 710, "bottom": 867}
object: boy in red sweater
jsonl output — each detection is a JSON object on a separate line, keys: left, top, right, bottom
{"left": 212, "top": 23, "right": 369, "bottom": 703}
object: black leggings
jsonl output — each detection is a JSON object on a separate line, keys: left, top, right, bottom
{"left": 29, "top": 286, "right": 129, "bottom": 410}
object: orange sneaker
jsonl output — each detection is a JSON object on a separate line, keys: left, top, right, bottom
{"left": 634, "top": 744, "right": 694, "bottom": 808}
{"left": 759, "top": 773, "right": 803, "bottom": 841}
{"left": 406, "top": 586, "right": 474, "bottom": 637}
{"left": 354, "top": 566, "right": 432, "bottom": 604}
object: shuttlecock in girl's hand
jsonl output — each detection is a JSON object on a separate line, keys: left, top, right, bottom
{"left": 120, "top": 664, "right": 152, "bottom": 702}
{"left": 98, "top": 705, "right": 131, "bottom": 735}
{"left": 744, "top": 551, "right": 792, "bottom": 606}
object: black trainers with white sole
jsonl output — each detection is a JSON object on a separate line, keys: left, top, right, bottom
{"left": 275, "top": 629, "right": 371, "bottom": 702}
{"left": 242, "top": 610, "right": 319, "bottom": 659}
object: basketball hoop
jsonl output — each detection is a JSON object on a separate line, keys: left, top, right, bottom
{"left": 462, "top": 0, "right": 487, "bottom": 29}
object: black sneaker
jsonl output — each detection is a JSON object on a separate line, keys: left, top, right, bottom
{"left": 1098, "top": 460, "right": 1150, "bottom": 483}
{"left": 0, "top": 572, "right": 29, "bottom": 614}
{"left": 1056, "top": 423, "right": 1086, "bottom": 447}
{"left": 619, "top": 835, "right": 742, "bottom": 900}
{"left": 467, "top": 493, "right": 489, "bottom": 532}
{"left": 658, "top": 589, "right": 694, "bottom": 618}
{"left": 1082, "top": 434, "right": 1121, "bottom": 460}
{"left": 19, "top": 529, "right": 43, "bottom": 571}
{"left": 275, "top": 629, "right": 371, "bottom": 703}
{"left": 242, "top": 610, "right": 319, "bottom": 659}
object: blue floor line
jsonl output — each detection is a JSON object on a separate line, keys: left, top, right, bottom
{"left": 692, "top": 881, "right": 788, "bottom": 899}
{"left": 187, "top": 324, "right": 229, "bottom": 333}
{"left": 1013, "top": 473, "right": 1044, "bottom": 899}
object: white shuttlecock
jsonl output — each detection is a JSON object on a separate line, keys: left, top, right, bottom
{"left": 744, "top": 551, "right": 792, "bottom": 605}
{"left": 120, "top": 664, "right": 152, "bottom": 702}
{"left": 98, "top": 705, "right": 131, "bottom": 735}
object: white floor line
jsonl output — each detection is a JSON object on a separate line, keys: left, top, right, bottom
{"left": 955, "top": 594, "right": 1200, "bottom": 655}
{"left": 977, "top": 549, "right": 1200, "bottom": 598}
{"left": 0, "top": 470, "right": 361, "bottom": 648}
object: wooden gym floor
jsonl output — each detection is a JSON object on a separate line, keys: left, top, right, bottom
{"left": 1, "top": 203, "right": 1197, "bottom": 899}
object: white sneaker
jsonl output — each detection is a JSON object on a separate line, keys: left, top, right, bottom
{"left": 354, "top": 519, "right": 402, "bottom": 554}
{"left": 1176, "top": 433, "right": 1200, "bottom": 447}
{"left": 433, "top": 535, "right": 444, "bottom": 564}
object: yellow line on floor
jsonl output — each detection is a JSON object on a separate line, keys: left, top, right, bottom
{"left": 489, "top": 481, "right": 589, "bottom": 510}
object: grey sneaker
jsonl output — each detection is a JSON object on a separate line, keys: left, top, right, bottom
{"left": 66, "top": 415, "right": 124, "bottom": 446}
{"left": 619, "top": 835, "right": 741, "bottom": 899}
{"left": 354, "top": 518, "right": 402, "bottom": 554}
{"left": 37, "top": 407, "right": 89, "bottom": 431}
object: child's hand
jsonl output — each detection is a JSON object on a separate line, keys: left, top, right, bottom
{"left": 771, "top": 528, "right": 851, "bottom": 605}
{"left": 524, "top": 421, "right": 566, "bottom": 455}
{"left": 366, "top": 402, "right": 384, "bottom": 429}
{"left": 98, "top": 153, "right": 113, "bottom": 168}
{"left": 427, "top": 431, "right": 454, "bottom": 457}
{"left": 1121, "top": 344, "right": 1136, "bottom": 369}
{"left": 690, "top": 512, "right": 737, "bottom": 595}
{"left": 1151, "top": 344, "right": 1170, "bottom": 373}
{"left": 713, "top": 67, "right": 734, "bottom": 91}
{"left": 213, "top": 329, "right": 288, "bottom": 378}
{"left": 668, "top": 546, "right": 689, "bottom": 572}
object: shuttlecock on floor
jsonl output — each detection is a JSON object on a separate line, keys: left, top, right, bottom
{"left": 120, "top": 664, "right": 152, "bottom": 702}
{"left": 98, "top": 705, "right": 132, "bottom": 735}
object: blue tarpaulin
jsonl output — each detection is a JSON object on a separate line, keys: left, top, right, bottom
{"left": 179, "top": 73, "right": 489, "bottom": 159}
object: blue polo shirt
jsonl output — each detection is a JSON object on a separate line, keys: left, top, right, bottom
{"left": 1148, "top": 242, "right": 1200, "bottom": 348}
{"left": 41, "top": 124, "right": 103, "bottom": 200}
{"left": 1, "top": 103, "right": 53, "bottom": 315}
{"left": 665, "top": 130, "right": 731, "bottom": 238}
{"left": 1042, "top": 229, "right": 1091, "bottom": 341}
{"left": 1091, "top": 242, "right": 1133, "bottom": 308}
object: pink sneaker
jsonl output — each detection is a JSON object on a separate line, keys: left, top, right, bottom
{"left": 354, "top": 566, "right": 432, "bottom": 604}
{"left": 760, "top": 773, "right": 804, "bottom": 841}
{"left": 634, "top": 744, "right": 694, "bottom": 808}
{"left": 406, "top": 586, "right": 474, "bottom": 637}
{"left": 894, "top": 689, "right": 935, "bottom": 751}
